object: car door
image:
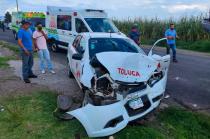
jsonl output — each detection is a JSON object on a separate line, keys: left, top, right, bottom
{"left": 72, "top": 36, "right": 87, "bottom": 83}
{"left": 57, "top": 15, "right": 74, "bottom": 48}
{"left": 69, "top": 35, "right": 82, "bottom": 74}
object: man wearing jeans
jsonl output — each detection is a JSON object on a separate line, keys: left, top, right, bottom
{"left": 33, "top": 23, "right": 55, "bottom": 74}
{"left": 165, "top": 23, "right": 179, "bottom": 63}
{"left": 18, "top": 21, "right": 37, "bottom": 83}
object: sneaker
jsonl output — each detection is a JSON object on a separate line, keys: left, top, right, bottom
{"left": 28, "top": 74, "right": 38, "bottom": 78}
{"left": 24, "top": 79, "right": 31, "bottom": 83}
{"left": 50, "top": 70, "right": 56, "bottom": 74}
{"left": 41, "top": 70, "right": 46, "bottom": 74}
{"left": 173, "top": 59, "right": 178, "bottom": 63}
{"left": 164, "top": 94, "right": 170, "bottom": 99}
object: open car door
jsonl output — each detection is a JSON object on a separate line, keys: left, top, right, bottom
{"left": 148, "top": 38, "right": 170, "bottom": 72}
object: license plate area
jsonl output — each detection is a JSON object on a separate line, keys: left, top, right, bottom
{"left": 128, "top": 97, "right": 144, "bottom": 110}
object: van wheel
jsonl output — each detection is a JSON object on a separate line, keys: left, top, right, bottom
{"left": 13, "top": 31, "right": 18, "bottom": 40}
{"left": 67, "top": 59, "right": 74, "bottom": 78}
{"left": 51, "top": 42, "right": 59, "bottom": 52}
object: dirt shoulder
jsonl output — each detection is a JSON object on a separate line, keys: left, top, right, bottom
{"left": 0, "top": 44, "right": 48, "bottom": 96}
{"left": 0, "top": 43, "right": 81, "bottom": 98}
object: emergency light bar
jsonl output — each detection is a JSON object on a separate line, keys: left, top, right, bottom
{"left": 86, "top": 9, "right": 104, "bottom": 13}
{"left": 23, "top": 12, "right": 45, "bottom": 18}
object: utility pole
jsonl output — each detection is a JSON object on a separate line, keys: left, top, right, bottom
{"left": 16, "top": 0, "right": 19, "bottom": 12}
{"left": 209, "top": 9, "right": 210, "bottom": 19}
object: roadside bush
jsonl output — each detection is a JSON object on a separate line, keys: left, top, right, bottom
{"left": 114, "top": 16, "right": 210, "bottom": 52}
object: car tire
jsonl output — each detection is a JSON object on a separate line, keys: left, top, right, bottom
{"left": 67, "top": 59, "right": 74, "bottom": 78}
{"left": 13, "top": 31, "right": 18, "bottom": 40}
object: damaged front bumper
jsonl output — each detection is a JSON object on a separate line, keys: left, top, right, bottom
{"left": 67, "top": 76, "right": 167, "bottom": 137}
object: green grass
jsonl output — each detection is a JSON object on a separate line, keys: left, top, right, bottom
{"left": 113, "top": 15, "right": 210, "bottom": 53}
{"left": 0, "top": 41, "right": 38, "bottom": 58}
{"left": 0, "top": 41, "right": 19, "bottom": 55}
{"left": 0, "top": 56, "right": 10, "bottom": 68}
{"left": 0, "top": 91, "right": 87, "bottom": 139}
{"left": 0, "top": 92, "right": 210, "bottom": 139}
{"left": 177, "top": 40, "right": 210, "bottom": 52}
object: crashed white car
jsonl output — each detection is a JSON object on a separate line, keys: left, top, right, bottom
{"left": 66, "top": 33, "right": 170, "bottom": 137}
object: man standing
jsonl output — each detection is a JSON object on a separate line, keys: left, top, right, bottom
{"left": 129, "top": 24, "right": 140, "bottom": 46}
{"left": 33, "top": 23, "right": 55, "bottom": 74}
{"left": 165, "top": 23, "right": 179, "bottom": 63}
{"left": 18, "top": 21, "right": 37, "bottom": 83}
{"left": 1, "top": 22, "right": 5, "bottom": 32}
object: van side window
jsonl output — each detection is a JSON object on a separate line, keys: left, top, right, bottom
{"left": 75, "top": 18, "right": 88, "bottom": 33}
{"left": 57, "top": 15, "right": 71, "bottom": 31}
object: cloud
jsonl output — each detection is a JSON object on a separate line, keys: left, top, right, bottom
{"left": 5, "top": 7, "right": 19, "bottom": 13}
{"left": 0, "top": 0, "right": 210, "bottom": 19}
{"left": 166, "top": 4, "right": 209, "bottom": 13}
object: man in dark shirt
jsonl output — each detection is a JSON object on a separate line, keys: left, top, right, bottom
{"left": 129, "top": 24, "right": 140, "bottom": 46}
{"left": 18, "top": 21, "right": 37, "bottom": 83}
{"left": 1, "top": 22, "right": 5, "bottom": 32}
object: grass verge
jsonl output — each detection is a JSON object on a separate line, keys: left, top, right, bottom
{"left": 0, "top": 92, "right": 210, "bottom": 139}
{"left": 0, "top": 56, "right": 12, "bottom": 68}
{"left": 0, "top": 40, "right": 38, "bottom": 58}
{"left": 0, "top": 41, "right": 19, "bottom": 55}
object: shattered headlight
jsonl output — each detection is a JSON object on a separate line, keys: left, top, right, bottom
{"left": 147, "top": 71, "right": 163, "bottom": 87}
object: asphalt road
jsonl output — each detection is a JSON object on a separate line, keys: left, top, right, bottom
{"left": 1, "top": 29, "right": 210, "bottom": 112}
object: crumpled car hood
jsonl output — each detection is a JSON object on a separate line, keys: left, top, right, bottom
{"left": 95, "top": 52, "right": 157, "bottom": 83}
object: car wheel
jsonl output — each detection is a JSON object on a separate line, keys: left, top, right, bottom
{"left": 51, "top": 42, "right": 59, "bottom": 52}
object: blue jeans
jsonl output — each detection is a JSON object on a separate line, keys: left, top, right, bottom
{"left": 167, "top": 44, "right": 176, "bottom": 60}
{"left": 38, "top": 49, "right": 53, "bottom": 71}
{"left": 21, "top": 50, "right": 34, "bottom": 79}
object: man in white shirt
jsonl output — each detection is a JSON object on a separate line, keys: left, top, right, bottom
{"left": 33, "top": 23, "right": 55, "bottom": 74}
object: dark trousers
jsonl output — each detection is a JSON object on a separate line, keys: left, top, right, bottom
{"left": 21, "top": 51, "right": 34, "bottom": 79}
{"left": 167, "top": 44, "right": 176, "bottom": 60}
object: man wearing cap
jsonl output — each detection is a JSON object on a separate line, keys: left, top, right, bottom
{"left": 18, "top": 21, "right": 37, "bottom": 83}
{"left": 129, "top": 24, "right": 140, "bottom": 46}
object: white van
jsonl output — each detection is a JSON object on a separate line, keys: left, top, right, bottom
{"left": 46, "top": 6, "right": 121, "bottom": 52}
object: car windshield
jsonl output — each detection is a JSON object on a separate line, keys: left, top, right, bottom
{"left": 85, "top": 18, "right": 118, "bottom": 33}
{"left": 89, "top": 38, "right": 145, "bottom": 58}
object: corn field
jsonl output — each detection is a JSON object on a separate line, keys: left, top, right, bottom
{"left": 113, "top": 16, "right": 210, "bottom": 44}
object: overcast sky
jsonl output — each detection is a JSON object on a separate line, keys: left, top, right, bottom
{"left": 0, "top": 0, "right": 210, "bottom": 19}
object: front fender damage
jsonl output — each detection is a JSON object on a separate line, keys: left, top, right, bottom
{"left": 67, "top": 102, "right": 128, "bottom": 137}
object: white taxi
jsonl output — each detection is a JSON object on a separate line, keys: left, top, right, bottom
{"left": 66, "top": 33, "right": 170, "bottom": 137}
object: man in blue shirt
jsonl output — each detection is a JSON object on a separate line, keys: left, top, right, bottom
{"left": 165, "top": 23, "right": 179, "bottom": 63}
{"left": 18, "top": 21, "right": 37, "bottom": 83}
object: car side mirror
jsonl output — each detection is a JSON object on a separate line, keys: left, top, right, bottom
{"left": 72, "top": 53, "right": 82, "bottom": 60}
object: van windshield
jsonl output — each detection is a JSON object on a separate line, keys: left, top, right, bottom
{"left": 85, "top": 18, "right": 118, "bottom": 33}
{"left": 26, "top": 18, "right": 45, "bottom": 27}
